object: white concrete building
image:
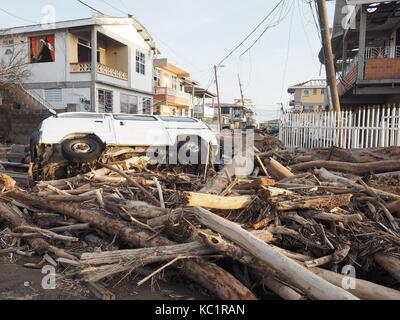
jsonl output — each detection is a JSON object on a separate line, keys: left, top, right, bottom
{"left": 0, "top": 15, "right": 157, "bottom": 114}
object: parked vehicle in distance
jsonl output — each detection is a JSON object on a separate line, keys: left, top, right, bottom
{"left": 31, "top": 113, "right": 219, "bottom": 165}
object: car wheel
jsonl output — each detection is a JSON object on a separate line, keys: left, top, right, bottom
{"left": 61, "top": 136, "right": 104, "bottom": 163}
{"left": 177, "top": 137, "right": 208, "bottom": 165}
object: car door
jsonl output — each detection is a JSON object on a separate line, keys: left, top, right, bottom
{"left": 112, "top": 114, "right": 172, "bottom": 146}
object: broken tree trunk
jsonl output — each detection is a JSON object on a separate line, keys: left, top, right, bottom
{"left": 4, "top": 188, "right": 256, "bottom": 300}
{"left": 0, "top": 201, "right": 76, "bottom": 260}
{"left": 195, "top": 207, "right": 358, "bottom": 300}
{"left": 185, "top": 192, "right": 253, "bottom": 210}
{"left": 265, "top": 158, "right": 294, "bottom": 180}
{"left": 79, "top": 242, "right": 215, "bottom": 283}
{"left": 271, "top": 194, "right": 353, "bottom": 212}
{"left": 315, "top": 168, "right": 400, "bottom": 200}
{"left": 309, "top": 267, "right": 400, "bottom": 300}
{"left": 292, "top": 159, "right": 400, "bottom": 175}
{"left": 196, "top": 230, "right": 306, "bottom": 300}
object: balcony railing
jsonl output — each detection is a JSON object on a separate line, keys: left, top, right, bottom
{"left": 70, "top": 63, "right": 128, "bottom": 81}
{"left": 365, "top": 46, "right": 400, "bottom": 59}
{"left": 155, "top": 86, "right": 191, "bottom": 100}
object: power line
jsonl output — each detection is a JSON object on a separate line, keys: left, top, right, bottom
{"left": 280, "top": 3, "right": 295, "bottom": 102}
{"left": 99, "top": 0, "right": 129, "bottom": 16}
{"left": 217, "top": 0, "right": 286, "bottom": 66}
{"left": 240, "top": 0, "right": 292, "bottom": 57}
{"left": 76, "top": 0, "right": 105, "bottom": 15}
{"left": 0, "top": 7, "right": 38, "bottom": 24}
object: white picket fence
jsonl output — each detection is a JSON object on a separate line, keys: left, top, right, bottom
{"left": 279, "top": 106, "right": 400, "bottom": 149}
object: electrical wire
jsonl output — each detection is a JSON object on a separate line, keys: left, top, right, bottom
{"left": 0, "top": 7, "right": 38, "bottom": 24}
{"left": 99, "top": 0, "right": 129, "bottom": 16}
{"left": 239, "top": 0, "right": 292, "bottom": 57}
{"left": 217, "top": 0, "right": 286, "bottom": 66}
{"left": 279, "top": 3, "right": 295, "bottom": 102}
{"left": 76, "top": 0, "right": 104, "bottom": 15}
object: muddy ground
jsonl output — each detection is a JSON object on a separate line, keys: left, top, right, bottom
{"left": 0, "top": 256, "right": 211, "bottom": 300}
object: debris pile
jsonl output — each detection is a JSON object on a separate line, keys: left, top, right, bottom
{"left": 1, "top": 142, "right": 400, "bottom": 300}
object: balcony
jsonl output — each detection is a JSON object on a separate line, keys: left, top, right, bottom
{"left": 154, "top": 86, "right": 191, "bottom": 107}
{"left": 339, "top": 46, "right": 400, "bottom": 95}
{"left": 70, "top": 62, "right": 128, "bottom": 81}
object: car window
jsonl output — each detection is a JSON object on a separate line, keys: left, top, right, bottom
{"left": 159, "top": 116, "right": 198, "bottom": 123}
{"left": 113, "top": 115, "right": 158, "bottom": 121}
{"left": 58, "top": 113, "right": 104, "bottom": 119}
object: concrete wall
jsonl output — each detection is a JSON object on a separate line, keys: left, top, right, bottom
{"left": 0, "top": 90, "right": 50, "bottom": 144}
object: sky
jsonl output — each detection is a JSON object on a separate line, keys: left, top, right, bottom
{"left": 0, "top": 0, "right": 336, "bottom": 122}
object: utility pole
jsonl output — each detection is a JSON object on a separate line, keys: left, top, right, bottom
{"left": 238, "top": 74, "right": 245, "bottom": 108}
{"left": 214, "top": 65, "right": 222, "bottom": 132}
{"left": 316, "top": 0, "right": 341, "bottom": 113}
{"left": 238, "top": 74, "right": 249, "bottom": 126}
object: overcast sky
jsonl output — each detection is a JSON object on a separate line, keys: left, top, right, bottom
{"left": 0, "top": 0, "right": 335, "bottom": 121}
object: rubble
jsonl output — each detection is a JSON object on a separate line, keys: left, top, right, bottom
{"left": 1, "top": 136, "right": 400, "bottom": 300}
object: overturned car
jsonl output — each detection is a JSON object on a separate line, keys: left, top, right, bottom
{"left": 31, "top": 112, "right": 219, "bottom": 178}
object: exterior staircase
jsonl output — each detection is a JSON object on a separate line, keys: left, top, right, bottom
{"left": 3, "top": 83, "right": 56, "bottom": 114}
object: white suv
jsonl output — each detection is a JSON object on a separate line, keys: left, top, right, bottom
{"left": 31, "top": 112, "right": 219, "bottom": 165}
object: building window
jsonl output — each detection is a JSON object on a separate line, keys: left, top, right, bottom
{"left": 142, "top": 97, "right": 152, "bottom": 114}
{"left": 154, "top": 68, "right": 161, "bottom": 86}
{"left": 30, "top": 35, "right": 55, "bottom": 63}
{"left": 98, "top": 89, "right": 113, "bottom": 113}
{"left": 136, "top": 50, "right": 146, "bottom": 75}
{"left": 313, "top": 89, "right": 317, "bottom": 95}
{"left": 321, "top": 89, "right": 325, "bottom": 95}
{"left": 2, "top": 38, "right": 14, "bottom": 46}
{"left": 44, "top": 88, "right": 62, "bottom": 103}
{"left": 221, "top": 108, "right": 230, "bottom": 115}
{"left": 120, "top": 93, "right": 138, "bottom": 114}
{"left": 303, "top": 89, "right": 309, "bottom": 96}
{"left": 172, "top": 76, "right": 177, "bottom": 90}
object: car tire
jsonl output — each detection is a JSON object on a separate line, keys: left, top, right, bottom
{"left": 61, "top": 136, "right": 104, "bottom": 163}
{"left": 177, "top": 136, "right": 208, "bottom": 165}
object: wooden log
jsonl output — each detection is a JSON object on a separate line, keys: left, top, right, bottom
{"left": 185, "top": 192, "right": 253, "bottom": 210}
{"left": 87, "top": 282, "right": 116, "bottom": 300}
{"left": 315, "top": 168, "right": 400, "bottom": 200}
{"left": 292, "top": 159, "right": 400, "bottom": 175}
{"left": 266, "top": 158, "right": 294, "bottom": 180}
{"left": 195, "top": 207, "right": 358, "bottom": 300}
{"left": 263, "top": 186, "right": 297, "bottom": 198}
{"left": 79, "top": 242, "right": 215, "bottom": 282}
{"left": 258, "top": 275, "right": 305, "bottom": 300}
{"left": 374, "top": 254, "right": 400, "bottom": 282}
{"left": 272, "top": 194, "right": 352, "bottom": 212}
{"left": 311, "top": 212, "right": 363, "bottom": 224}
{"left": 386, "top": 200, "right": 400, "bottom": 217}
{"left": 0, "top": 201, "right": 76, "bottom": 260}
{"left": 309, "top": 267, "right": 400, "bottom": 300}
{"left": 4, "top": 188, "right": 256, "bottom": 300}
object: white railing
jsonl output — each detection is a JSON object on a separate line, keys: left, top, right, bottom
{"left": 365, "top": 46, "right": 400, "bottom": 59}
{"left": 279, "top": 106, "right": 400, "bottom": 149}
{"left": 70, "top": 63, "right": 128, "bottom": 81}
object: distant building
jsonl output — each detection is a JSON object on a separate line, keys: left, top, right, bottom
{"left": 218, "top": 98, "right": 255, "bottom": 129}
{"left": 153, "top": 58, "right": 195, "bottom": 116}
{"left": 288, "top": 79, "right": 328, "bottom": 112}
{"left": 185, "top": 87, "right": 218, "bottom": 128}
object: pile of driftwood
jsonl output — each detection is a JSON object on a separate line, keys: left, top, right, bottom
{"left": 0, "top": 145, "right": 400, "bottom": 300}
